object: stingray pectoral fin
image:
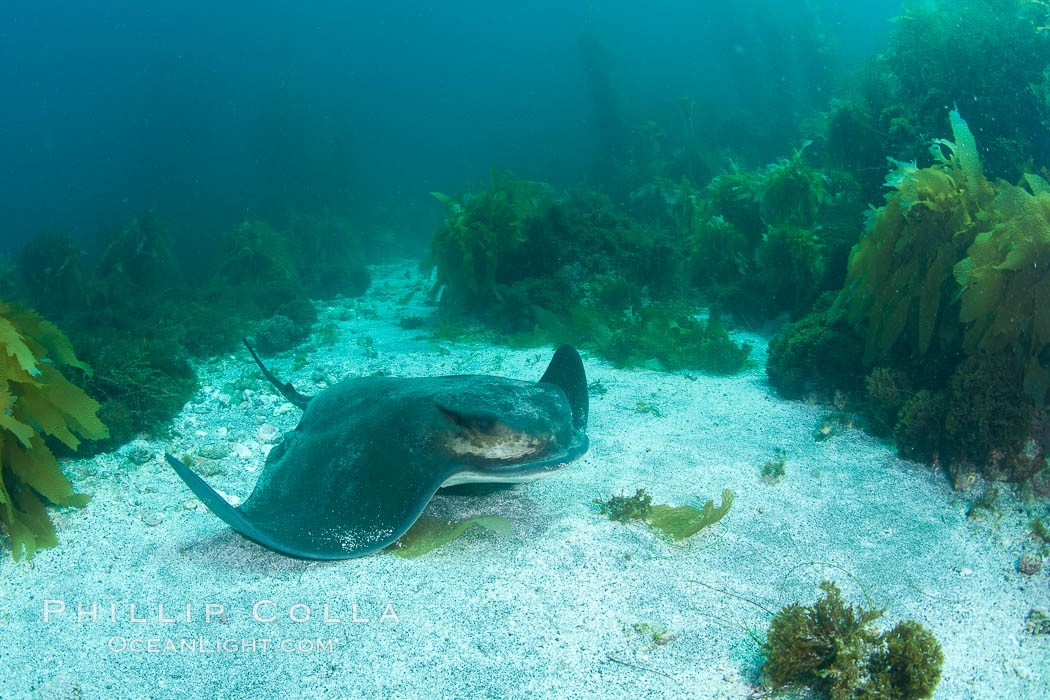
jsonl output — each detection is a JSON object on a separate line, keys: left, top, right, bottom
{"left": 164, "top": 453, "right": 359, "bottom": 560}
{"left": 538, "top": 344, "right": 589, "bottom": 431}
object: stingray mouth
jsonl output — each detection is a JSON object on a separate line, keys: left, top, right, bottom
{"left": 440, "top": 428, "right": 588, "bottom": 486}
{"left": 438, "top": 406, "right": 555, "bottom": 463}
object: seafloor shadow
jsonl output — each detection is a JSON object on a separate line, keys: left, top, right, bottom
{"left": 170, "top": 481, "right": 548, "bottom": 574}
{"left": 436, "top": 483, "right": 516, "bottom": 497}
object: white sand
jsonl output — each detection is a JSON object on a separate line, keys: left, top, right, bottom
{"left": 1, "top": 261, "right": 1047, "bottom": 699}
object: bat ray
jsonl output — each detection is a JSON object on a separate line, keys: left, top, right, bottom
{"left": 165, "top": 343, "right": 589, "bottom": 559}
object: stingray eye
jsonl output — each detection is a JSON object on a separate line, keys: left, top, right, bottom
{"left": 474, "top": 417, "right": 493, "bottom": 432}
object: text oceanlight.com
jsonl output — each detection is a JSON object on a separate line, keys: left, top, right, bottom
{"left": 108, "top": 637, "right": 343, "bottom": 654}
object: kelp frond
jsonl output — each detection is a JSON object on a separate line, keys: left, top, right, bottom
{"left": 0, "top": 301, "right": 107, "bottom": 560}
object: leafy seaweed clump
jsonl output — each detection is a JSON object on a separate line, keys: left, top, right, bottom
{"left": 95, "top": 211, "right": 177, "bottom": 298}
{"left": 390, "top": 515, "right": 511, "bottom": 559}
{"left": 754, "top": 224, "right": 825, "bottom": 318}
{"left": 681, "top": 150, "right": 841, "bottom": 323}
{"left": 759, "top": 143, "right": 827, "bottom": 230}
{"left": 70, "top": 329, "right": 197, "bottom": 453}
{"left": 0, "top": 302, "right": 108, "bottom": 560}
{"left": 423, "top": 170, "right": 555, "bottom": 312}
{"left": 422, "top": 172, "right": 753, "bottom": 375}
{"left": 766, "top": 295, "right": 865, "bottom": 400}
{"left": 892, "top": 390, "right": 948, "bottom": 462}
{"left": 211, "top": 218, "right": 314, "bottom": 325}
{"left": 761, "top": 449, "right": 786, "bottom": 485}
{"left": 600, "top": 309, "right": 751, "bottom": 374}
{"left": 284, "top": 210, "right": 371, "bottom": 300}
{"left": 685, "top": 213, "right": 752, "bottom": 291}
{"left": 593, "top": 489, "right": 653, "bottom": 523}
{"left": 763, "top": 581, "right": 943, "bottom": 699}
{"left": 679, "top": 175, "right": 757, "bottom": 291}
{"left": 253, "top": 315, "right": 306, "bottom": 356}
{"left": 15, "top": 232, "right": 86, "bottom": 319}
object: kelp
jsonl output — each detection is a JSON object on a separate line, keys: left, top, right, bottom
{"left": 834, "top": 109, "right": 1050, "bottom": 408}
{"left": 689, "top": 147, "right": 836, "bottom": 322}
{"left": 773, "top": 110, "right": 1050, "bottom": 480}
{"left": 756, "top": 225, "right": 825, "bottom": 318}
{"left": 954, "top": 173, "right": 1050, "bottom": 408}
{"left": 0, "top": 301, "right": 107, "bottom": 560}
{"left": 831, "top": 110, "right": 993, "bottom": 364}
{"left": 390, "top": 515, "right": 511, "bottom": 559}
{"left": 886, "top": 0, "right": 1050, "bottom": 181}
{"left": 646, "top": 489, "right": 734, "bottom": 541}
{"left": 594, "top": 488, "right": 734, "bottom": 541}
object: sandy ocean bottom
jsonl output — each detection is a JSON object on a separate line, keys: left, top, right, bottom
{"left": 1, "top": 262, "right": 1048, "bottom": 699}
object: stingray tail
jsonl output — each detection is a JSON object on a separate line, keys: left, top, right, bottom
{"left": 243, "top": 338, "right": 312, "bottom": 409}
{"left": 539, "top": 345, "right": 589, "bottom": 431}
{"left": 164, "top": 454, "right": 347, "bottom": 560}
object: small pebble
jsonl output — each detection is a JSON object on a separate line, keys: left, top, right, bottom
{"left": 140, "top": 511, "right": 164, "bottom": 526}
{"left": 960, "top": 567, "right": 974, "bottom": 577}
{"left": 1026, "top": 609, "right": 1050, "bottom": 635}
{"left": 195, "top": 459, "right": 223, "bottom": 477}
{"left": 200, "top": 443, "right": 231, "bottom": 460}
{"left": 183, "top": 499, "right": 199, "bottom": 510}
{"left": 126, "top": 446, "right": 153, "bottom": 466}
{"left": 257, "top": 424, "right": 281, "bottom": 444}
{"left": 1018, "top": 553, "right": 1042, "bottom": 576}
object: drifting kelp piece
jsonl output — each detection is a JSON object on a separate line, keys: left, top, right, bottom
{"left": 594, "top": 488, "right": 734, "bottom": 541}
{"left": 390, "top": 515, "right": 512, "bottom": 559}
{"left": 0, "top": 301, "right": 107, "bottom": 560}
{"left": 646, "top": 489, "right": 734, "bottom": 541}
